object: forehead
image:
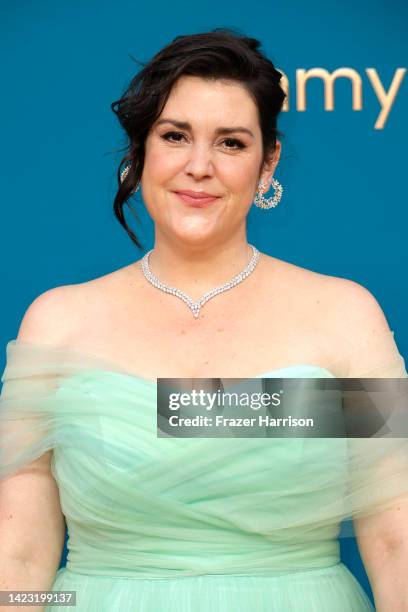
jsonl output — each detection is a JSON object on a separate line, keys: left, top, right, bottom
{"left": 160, "top": 75, "right": 259, "bottom": 125}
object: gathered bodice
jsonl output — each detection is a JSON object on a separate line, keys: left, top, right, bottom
{"left": 49, "top": 365, "right": 345, "bottom": 578}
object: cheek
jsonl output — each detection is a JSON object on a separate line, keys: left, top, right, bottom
{"left": 144, "top": 141, "right": 183, "bottom": 181}
{"left": 220, "top": 159, "right": 259, "bottom": 194}
{"left": 145, "top": 152, "right": 168, "bottom": 178}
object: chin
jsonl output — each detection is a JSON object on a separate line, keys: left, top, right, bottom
{"left": 171, "top": 227, "right": 219, "bottom": 246}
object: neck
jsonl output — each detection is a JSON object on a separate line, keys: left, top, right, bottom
{"left": 143, "top": 240, "right": 257, "bottom": 298}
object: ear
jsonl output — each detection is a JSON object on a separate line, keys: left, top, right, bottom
{"left": 259, "top": 140, "right": 281, "bottom": 190}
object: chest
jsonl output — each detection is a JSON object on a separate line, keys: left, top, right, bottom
{"left": 84, "top": 284, "right": 336, "bottom": 379}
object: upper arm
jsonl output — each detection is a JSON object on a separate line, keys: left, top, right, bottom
{"left": 0, "top": 451, "right": 66, "bottom": 573}
{"left": 333, "top": 279, "right": 408, "bottom": 552}
{"left": 0, "top": 286, "right": 76, "bottom": 569}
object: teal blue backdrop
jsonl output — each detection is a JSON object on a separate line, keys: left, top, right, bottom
{"left": 1, "top": 0, "right": 407, "bottom": 606}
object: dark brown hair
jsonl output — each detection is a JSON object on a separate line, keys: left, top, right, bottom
{"left": 110, "top": 27, "right": 286, "bottom": 250}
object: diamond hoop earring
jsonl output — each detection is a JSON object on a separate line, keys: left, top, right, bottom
{"left": 120, "top": 163, "right": 131, "bottom": 184}
{"left": 120, "top": 163, "right": 140, "bottom": 193}
{"left": 253, "top": 177, "right": 283, "bottom": 209}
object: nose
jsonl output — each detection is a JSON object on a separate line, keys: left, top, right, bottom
{"left": 183, "top": 142, "right": 215, "bottom": 181}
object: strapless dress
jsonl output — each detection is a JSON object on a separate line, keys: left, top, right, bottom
{"left": 1, "top": 336, "right": 407, "bottom": 611}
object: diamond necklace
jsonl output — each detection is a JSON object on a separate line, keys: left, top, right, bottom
{"left": 140, "top": 244, "right": 261, "bottom": 319}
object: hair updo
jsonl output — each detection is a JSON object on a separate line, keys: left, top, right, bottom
{"left": 110, "top": 27, "right": 286, "bottom": 250}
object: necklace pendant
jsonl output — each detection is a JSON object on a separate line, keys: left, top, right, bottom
{"left": 190, "top": 300, "right": 201, "bottom": 318}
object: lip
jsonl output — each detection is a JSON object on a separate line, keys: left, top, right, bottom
{"left": 173, "top": 190, "right": 221, "bottom": 207}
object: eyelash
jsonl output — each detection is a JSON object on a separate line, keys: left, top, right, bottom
{"left": 160, "top": 131, "right": 246, "bottom": 150}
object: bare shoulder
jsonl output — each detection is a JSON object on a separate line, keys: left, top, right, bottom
{"left": 263, "top": 253, "right": 389, "bottom": 329}
{"left": 320, "top": 271, "right": 395, "bottom": 372}
{"left": 261, "top": 253, "right": 393, "bottom": 365}
{"left": 305, "top": 263, "right": 392, "bottom": 343}
{"left": 329, "top": 275, "right": 391, "bottom": 337}
{"left": 16, "top": 261, "right": 143, "bottom": 346}
{"left": 16, "top": 283, "right": 91, "bottom": 345}
{"left": 260, "top": 252, "right": 349, "bottom": 308}
{"left": 326, "top": 276, "right": 399, "bottom": 376}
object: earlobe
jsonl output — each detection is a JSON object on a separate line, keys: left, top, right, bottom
{"left": 263, "top": 145, "right": 281, "bottom": 181}
{"left": 261, "top": 166, "right": 277, "bottom": 191}
{"left": 258, "top": 141, "right": 281, "bottom": 188}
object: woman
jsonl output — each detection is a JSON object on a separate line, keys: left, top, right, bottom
{"left": 1, "top": 28, "right": 408, "bottom": 612}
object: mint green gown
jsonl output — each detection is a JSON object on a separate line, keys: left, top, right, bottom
{"left": 1, "top": 336, "right": 407, "bottom": 611}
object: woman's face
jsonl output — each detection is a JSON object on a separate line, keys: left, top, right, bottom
{"left": 141, "top": 75, "right": 280, "bottom": 246}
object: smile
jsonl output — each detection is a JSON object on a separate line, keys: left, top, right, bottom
{"left": 173, "top": 191, "right": 221, "bottom": 207}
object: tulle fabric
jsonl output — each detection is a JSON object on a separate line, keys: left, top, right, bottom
{"left": 48, "top": 565, "right": 374, "bottom": 611}
{"left": 0, "top": 331, "right": 407, "bottom": 611}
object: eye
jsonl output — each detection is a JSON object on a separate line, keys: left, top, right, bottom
{"left": 222, "top": 138, "right": 246, "bottom": 150}
{"left": 161, "top": 131, "right": 186, "bottom": 143}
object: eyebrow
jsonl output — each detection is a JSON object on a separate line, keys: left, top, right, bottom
{"left": 155, "top": 118, "right": 255, "bottom": 138}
